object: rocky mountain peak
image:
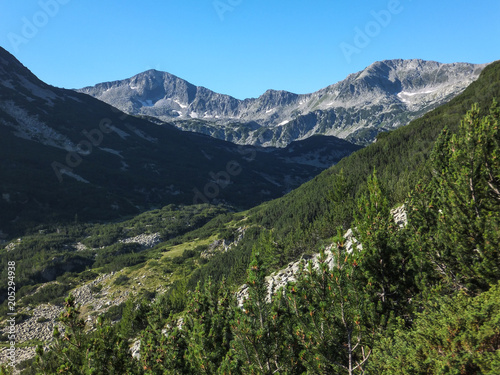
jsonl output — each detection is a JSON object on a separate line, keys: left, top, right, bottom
{"left": 78, "top": 58, "right": 488, "bottom": 146}
{"left": 258, "top": 89, "right": 299, "bottom": 108}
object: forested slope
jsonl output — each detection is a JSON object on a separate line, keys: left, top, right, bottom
{"left": 11, "top": 61, "right": 500, "bottom": 374}
{"left": 26, "top": 95, "right": 500, "bottom": 374}
{"left": 251, "top": 59, "right": 500, "bottom": 232}
{"left": 187, "top": 60, "right": 500, "bottom": 288}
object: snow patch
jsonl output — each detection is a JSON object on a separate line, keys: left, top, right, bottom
{"left": 99, "top": 148, "right": 123, "bottom": 158}
{"left": 60, "top": 170, "right": 90, "bottom": 184}
{"left": 1, "top": 80, "right": 15, "bottom": 89}
{"left": 16, "top": 74, "right": 58, "bottom": 106}
{"left": 201, "top": 150, "right": 213, "bottom": 160}
{"left": 174, "top": 100, "right": 188, "bottom": 109}
{"left": 166, "top": 184, "right": 181, "bottom": 196}
{"left": 140, "top": 100, "right": 154, "bottom": 107}
{"left": 398, "top": 88, "right": 437, "bottom": 97}
{"left": 255, "top": 172, "right": 282, "bottom": 187}
{"left": 132, "top": 128, "right": 157, "bottom": 142}
{"left": 68, "top": 96, "right": 83, "bottom": 103}
{"left": 110, "top": 126, "right": 130, "bottom": 139}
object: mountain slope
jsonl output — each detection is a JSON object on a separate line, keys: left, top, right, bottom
{"left": 254, "top": 59, "right": 500, "bottom": 229}
{"left": 79, "top": 59, "right": 486, "bottom": 146}
{"left": 2, "top": 59, "right": 499, "bottom": 373}
{"left": 0, "top": 47, "right": 360, "bottom": 237}
{"left": 187, "top": 59, "right": 500, "bottom": 287}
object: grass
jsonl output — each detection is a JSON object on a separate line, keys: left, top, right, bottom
{"left": 100, "top": 235, "right": 218, "bottom": 300}
{"left": 0, "top": 206, "right": 242, "bottom": 336}
{"left": 160, "top": 236, "right": 216, "bottom": 260}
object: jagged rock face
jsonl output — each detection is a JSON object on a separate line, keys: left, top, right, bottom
{"left": 79, "top": 59, "right": 487, "bottom": 146}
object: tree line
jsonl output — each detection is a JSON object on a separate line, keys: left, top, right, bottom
{"left": 16, "top": 102, "right": 500, "bottom": 374}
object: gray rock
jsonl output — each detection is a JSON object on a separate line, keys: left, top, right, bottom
{"left": 201, "top": 226, "right": 248, "bottom": 259}
{"left": 131, "top": 339, "right": 141, "bottom": 359}
{"left": 236, "top": 205, "right": 406, "bottom": 306}
{"left": 79, "top": 60, "right": 487, "bottom": 147}
{"left": 0, "top": 272, "right": 131, "bottom": 368}
{"left": 120, "top": 233, "right": 162, "bottom": 249}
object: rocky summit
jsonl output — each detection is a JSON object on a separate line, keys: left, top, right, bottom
{"left": 79, "top": 59, "right": 487, "bottom": 146}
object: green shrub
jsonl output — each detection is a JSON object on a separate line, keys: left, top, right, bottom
{"left": 172, "top": 256, "right": 184, "bottom": 265}
{"left": 22, "top": 283, "right": 72, "bottom": 306}
{"left": 182, "top": 250, "right": 196, "bottom": 259}
{"left": 113, "top": 275, "right": 130, "bottom": 286}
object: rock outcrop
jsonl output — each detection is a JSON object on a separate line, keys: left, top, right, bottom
{"left": 0, "top": 273, "right": 130, "bottom": 368}
{"left": 236, "top": 228, "right": 356, "bottom": 306}
{"left": 236, "top": 205, "right": 406, "bottom": 306}
{"left": 201, "top": 227, "right": 248, "bottom": 260}
{"left": 120, "top": 232, "right": 162, "bottom": 249}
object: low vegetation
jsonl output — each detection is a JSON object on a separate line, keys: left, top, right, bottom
{"left": 1, "top": 61, "right": 499, "bottom": 374}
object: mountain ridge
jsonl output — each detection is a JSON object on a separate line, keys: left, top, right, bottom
{"left": 3, "top": 59, "right": 498, "bottom": 373}
{"left": 0, "top": 46, "right": 361, "bottom": 236}
{"left": 79, "top": 59, "right": 488, "bottom": 146}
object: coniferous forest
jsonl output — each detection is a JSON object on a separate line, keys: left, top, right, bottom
{"left": 6, "top": 61, "right": 499, "bottom": 374}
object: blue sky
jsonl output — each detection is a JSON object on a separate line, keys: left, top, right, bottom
{"left": 1, "top": 0, "right": 499, "bottom": 99}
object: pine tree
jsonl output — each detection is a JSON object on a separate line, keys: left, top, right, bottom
{"left": 183, "top": 278, "right": 234, "bottom": 374}
{"left": 228, "top": 252, "right": 287, "bottom": 374}
{"left": 50, "top": 294, "right": 87, "bottom": 373}
{"left": 288, "top": 231, "right": 371, "bottom": 374}
{"left": 85, "top": 316, "right": 140, "bottom": 374}
{"left": 34, "top": 294, "right": 139, "bottom": 374}
{"left": 370, "top": 281, "right": 500, "bottom": 374}
{"left": 118, "top": 297, "right": 150, "bottom": 339}
{"left": 353, "top": 172, "right": 416, "bottom": 326}
{"left": 140, "top": 313, "right": 188, "bottom": 374}
{"left": 410, "top": 102, "right": 500, "bottom": 293}
{"left": 0, "top": 365, "right": 13, "bottom": 375}
{"left": 328, "top": 168, "right": 355, "bottom": 230}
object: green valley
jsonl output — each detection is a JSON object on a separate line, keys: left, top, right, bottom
{"left": 1, "top": 55, "right": 499, "bottom": 374}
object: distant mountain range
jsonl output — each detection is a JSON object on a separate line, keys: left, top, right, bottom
{"left": 0, "top": 47, "right": 360, "bottom": 236}
{"left": 79, "top": 59, "right": 487, "bottom": 146}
